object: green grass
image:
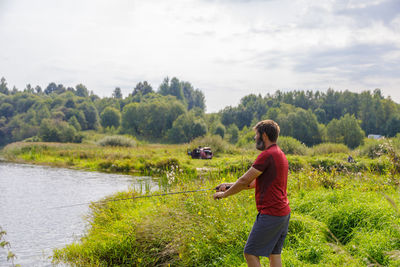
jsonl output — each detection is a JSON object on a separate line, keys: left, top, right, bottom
{"left": 2, "top": 142, "right": 395, "bottom": 178}
{"left": 2, "top": 141, "right": 400, "bottom": 266}
{"left": 52, "top": 175, "right": 400, "bottom": 266}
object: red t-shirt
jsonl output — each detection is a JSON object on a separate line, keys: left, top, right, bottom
{"left": 252, "top": 144, "right": 290, "bottom": 216}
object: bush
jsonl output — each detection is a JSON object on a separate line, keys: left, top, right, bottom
{"left": 356, "top": 138, "right": 387, "bottom": 159}
{"left": 39, "top": 119, "right": 82, "bottom": 143}
{"left": 213, "top": 123, "right": 225, "bottom": 138}
{"left": 311, "top": 143, "right": 350, "bottom": 155}
{"left": 236, "top": 128, "right": 254, "bottom": 148}
{"left": 190, "top": 135, "right": 234, "bottom": 154}
{"left": 98, "top": 135, "right": 136, "bottom": 147}
{"left": 277, "top": 136, "right": 308, "bottom": 155}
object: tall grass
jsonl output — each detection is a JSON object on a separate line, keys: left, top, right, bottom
{"left": 52, "top": 168, "right": 400, "bottom": 266}
{"left": 190, "top": 135, "right": 236, "bottom": 154}
{"left": 98, "top": 135, "right": 137, "bottom": 147}
{"left": 277, "top": 136, "right": 308, "bottom": 155}
{"left": 311, "top": 143, "right": 350, "bottom": 156}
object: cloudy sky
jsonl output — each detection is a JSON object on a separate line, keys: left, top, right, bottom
{"left": 0, "top": 0, "right": 399, "bottom": 112}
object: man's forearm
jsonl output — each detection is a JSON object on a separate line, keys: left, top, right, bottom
{"left": 213, "top": 167, "right": 261, "bottom": 200}
{"left": 222, "top": 178, "right": 250, "bottom": 197}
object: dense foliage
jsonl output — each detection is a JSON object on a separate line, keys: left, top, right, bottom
{"left": 1, "top": 76, "right": 399, "bottom": 148}
{"left": 0, "top": 77, "right": 206, "bottom": 146}
{"left": 220, "top": 89, "right": 400, "bottom": 146}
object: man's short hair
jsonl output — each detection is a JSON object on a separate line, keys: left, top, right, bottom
{"left": 253, "top": 120, "right": 280, "bottom": 142}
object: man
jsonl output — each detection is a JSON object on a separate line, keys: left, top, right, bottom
{"left": 213, "top": 120, "right": 290, "bottom": 267}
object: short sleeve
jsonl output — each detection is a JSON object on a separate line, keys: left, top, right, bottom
{"left": 252, "top": 151, "right": 271, "bottom": 172}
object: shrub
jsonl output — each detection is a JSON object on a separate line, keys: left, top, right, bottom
{"left": 213, "top": 123, "right": 225, "bottom": 138}
{"left": 226, "top": 124, "right": 239, "bottom": 144}
{"left": 311, "top": 143, "right": 349, "bottom": 155}
{"left": 277, "top": 136, "right": 308, "bottom": 155}
{"left": 236, "top": 129, "right": 254, "bottom": 148}
{"left": 356, "top": 138, "right": 387, "bottom": 159}
{"left": 98, "top": 135, "right": 136, "bottom": 147}
{"left": 39, "top": 119, "right": 82, "bottom": 143}
{"left": 190, "top": 135, "right": 234, "bottom": 154}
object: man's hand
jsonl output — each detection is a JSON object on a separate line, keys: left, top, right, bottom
{"left": 215, "top": 183, "right": 232, "bottom": 192}
{"left": 213, "top": 192, "right": 225, "bottom": 200}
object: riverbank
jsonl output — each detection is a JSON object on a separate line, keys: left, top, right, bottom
{"left": 51, "top": 171, "right": 400, "bottom": 266}
{"left": 2, "top": 142, "right": 394, "bottom": 178}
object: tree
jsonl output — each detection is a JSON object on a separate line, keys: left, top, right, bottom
{"left": 39, "top": 119, "right": 60, "bottom": 142}
{"left": 226, "top": 124, "right": 239, "bottom": 144}
{"left": 359, "top": 91, "right": 376, "bottom": 135}
{"left": 214, "top": 123, "right": 225, "bottom": 138}
{"left": 78, "top": 102, "right": 100, "bottom": 130}
{"left": 44, "top": 82, "right": 57, "bottom": 95}
{"left": 265, "top": 107, "right": 280, "bottom": 122}
{"left": 158, "top": 77, "right": 170, "bottom": 96}
{"left": 181, "top": 82, "right": 206, "bottom": 111}
{"left": 132, "top": 81, "right": 153, "bottom": 97}
{"left": 340, "top": 114, "right": 364, "bottom": 148}
{"left": 314, "top": 108, "right": 326, "bottom": 124}
{"left": 100, "top": 107, "right": 121, "bottom": 129}
{"left": 24, "top": 84, "right": 34, "bottom": 94}
{"left": 75, "top": 84, "right": 89, "bottom": 98}
{"left": 0, "top": 103, "right": 13, "bottom": 118}
{"left": 158, "top": 77, "right": 184, "bottom": 101}
{"left": 68, "top": 116, "right": 81, "bottom": 131}
{"left": 385, "top": 115, "right": 400, "bottom": 137}
{"left": 39, "top": 119, "right": 81, "bottom": 143}
{"left": 326, "top": 119, "right": 342, "bottom": 143}
{"left": 113, "top": 87, "right": 123, "bottom": 99}
{"left": 278, "top": 109, "right": 321, "bottom": 146}
{"left": 326, "top": 114, "right": 364, "bottom": 148}
{"left": 35, "top": 86, "right": 42, "bottom": 94}
{"left": 0, "top": 77, "right": 9, "bottom": 95}
{"left": 121, "top": 103, "right": 140, "bottom": 134}
{"left": 168, "top": 77, "right": 185, "bottom": 101}
{"left": 191, "top": 89, "right": 206, "bottom": 111}
{"left": 167, "top": 113, "right": 207, "bottom": 143}
{"left": 121, "top": 96, "right": 186, "bottom": 138}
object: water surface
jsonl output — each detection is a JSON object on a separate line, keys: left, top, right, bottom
{"left": 0, "top": 162, "right": 157, "bottom": 267}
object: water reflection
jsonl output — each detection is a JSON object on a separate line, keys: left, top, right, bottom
{"left": 0, "top": 162, "right": 158, "bottom": 267}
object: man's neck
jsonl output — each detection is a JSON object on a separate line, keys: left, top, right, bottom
{"left": 263, "top": 141, "right": 276, "bottom": 150}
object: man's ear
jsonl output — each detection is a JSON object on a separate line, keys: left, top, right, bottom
{"left": 262, "top": 132, "right": 270, "bottom": 143}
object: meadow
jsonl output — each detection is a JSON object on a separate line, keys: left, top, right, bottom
{"left": 1, "top": 135, "right": 400, "bottom": 266}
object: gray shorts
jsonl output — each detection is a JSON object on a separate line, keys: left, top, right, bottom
{"left": 244, "top": 213, "right": 290, "bottom": 257}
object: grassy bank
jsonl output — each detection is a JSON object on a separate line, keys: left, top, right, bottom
{"left": 1, "top": 142, "right": 257, "bottom": 174}
{"left": 2, "top": 142, "right": 394, "bottom": 177}
{"left": 2, "top": 141, "right": 400, "bottom": 266}
{"left": 51, "top": 172, "right": 400, "bottom": 266}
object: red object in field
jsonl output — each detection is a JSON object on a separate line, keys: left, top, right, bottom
{"left": 188, "top": 146, "right": 213, "bottom": 159}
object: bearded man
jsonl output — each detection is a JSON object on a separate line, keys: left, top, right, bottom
{"left": 214, "top": 120, "right": 290, "bottom": 267}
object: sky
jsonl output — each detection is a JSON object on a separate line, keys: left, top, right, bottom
{"left": 0, "top": 0, "right": 399, "bottom": 113}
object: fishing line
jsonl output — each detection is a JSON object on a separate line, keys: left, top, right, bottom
{"left": 49, "top": 187, "right": 221, "bottom": 210}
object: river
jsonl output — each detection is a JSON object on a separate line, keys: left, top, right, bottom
{"left": 0, "top": 162, "right": 158, "bottom": 267}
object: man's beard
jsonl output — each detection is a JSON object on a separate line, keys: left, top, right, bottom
{"left": 256, "top": 137, "right": 265, "bottom": 151}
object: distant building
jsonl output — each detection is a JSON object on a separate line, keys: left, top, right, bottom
{"left": 368, "top": 134, "right": 384, "bottom": 140}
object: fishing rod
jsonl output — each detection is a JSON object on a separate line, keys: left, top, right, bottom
{"left": 49, "top": 185, "right": 231, "bottom": 210}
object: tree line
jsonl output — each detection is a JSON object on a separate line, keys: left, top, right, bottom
{"left": 1, "top": 76, "right": 399, "bottom": 149}
{"left": 0, "top": 76, "right": 206, "bottom": 146}
{"left": 220, "top": 89, "right": 400, "bottom": 148}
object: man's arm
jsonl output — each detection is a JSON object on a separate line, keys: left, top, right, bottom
{"left": 213, "top": 167, "right": 261, "bottom": 199}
